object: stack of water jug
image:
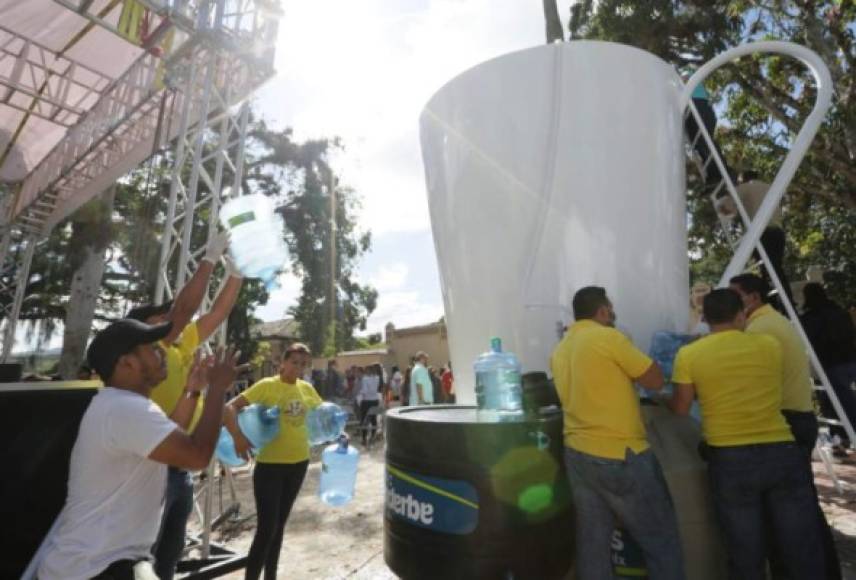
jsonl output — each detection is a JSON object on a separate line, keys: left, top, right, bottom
{"left": 215, "top": 401, "right": 359, "bottom": 506}
{"left": 474, "top": 337, "right": 523, "bottom": 421}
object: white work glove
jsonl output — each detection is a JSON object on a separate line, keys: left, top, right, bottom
{"left": 203, "top": 230, "right": 231, "bottom": 264}
{"left": 224, "top": 254, "right": 243, "bottom": 279}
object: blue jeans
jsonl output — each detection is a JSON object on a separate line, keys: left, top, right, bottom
{"left": 563, "top": 447, "right": 685, "bottom": 580}
{"left": 708, "top": 442, "right": 825, "bottom": 579}
{"left": 152, "top": 467, "right": 194, "bottom": 580}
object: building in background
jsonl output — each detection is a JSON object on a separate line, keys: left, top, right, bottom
{"left": 253, "top": 318, "right": 301, "bottom": 378}
{"left": 311, "top": 319, "right": 451, "bottom": 375}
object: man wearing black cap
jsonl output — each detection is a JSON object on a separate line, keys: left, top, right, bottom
{"left": 37, "top": 319, "right": 241, "bottom": 580}
{"left": 126, "top": 231, "right": 244, "bottom": 579}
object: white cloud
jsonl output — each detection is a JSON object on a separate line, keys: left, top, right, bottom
{"left": 364, "top": 289, "right": 444, "bottom": 335}
{"left": 259, "top": 0, "right": 550, "bottom": 236}
{"left": 253, "top": 270, "right": 302, "bottom": 321}
{"left": 254, "top": 1, "right": 573, "bottom": 325}
{"left": 369, "top": 262, "right": 409, "bottom": 292}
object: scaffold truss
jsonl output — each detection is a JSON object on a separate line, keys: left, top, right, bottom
{"left": 0, "top": 0, "right": 279, "bottom": 361}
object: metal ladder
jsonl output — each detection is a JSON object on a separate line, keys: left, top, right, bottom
{"left": 685, "top": 95, "right": 852, "bottom": 493}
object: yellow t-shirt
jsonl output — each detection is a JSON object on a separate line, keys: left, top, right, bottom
{"left": 746, "top": 304, "right": 813, "bottom": 413}
{"left": 241, "top": 376, "right": 323, "bottom": 464}
{"left": 672, "top": 330, "right": 794, "bottom": 447}
{"left": 150, "top": 322, "right": 203, "bottom": 430}
{"left": 550, "top": 319, "right": 654, "bottom": 459}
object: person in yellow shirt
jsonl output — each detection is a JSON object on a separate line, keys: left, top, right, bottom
{"left": 730, "top": 273, "right": 841, "bottom": 579}
{"left": 126, "top": 230, "right": 244, "bottom": 580}
{"left": 225, "top": 342, "right": 322, "bottom": 580}
{"left": 669, "top": 288, "right": 823, "bottom": 579}
{"left": 550, "top": 286, "right": 684, "bottom": 580}
{"left": 729, "top": 274, "right": 814, "bottom": 443}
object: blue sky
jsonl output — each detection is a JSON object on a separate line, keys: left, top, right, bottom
{"left": 251, "top": 0, "right": 574, "bottom": 334}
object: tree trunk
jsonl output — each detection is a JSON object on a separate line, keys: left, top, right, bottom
{"left": 58, "top": 186, "right": 116, "bottom": 379}
{"left": 542, "top": 0, "right": 564, "bottom": 43}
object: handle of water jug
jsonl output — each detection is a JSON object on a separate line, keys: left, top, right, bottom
{"left": 680, "top": 41, "right": 833, "bottom": 287}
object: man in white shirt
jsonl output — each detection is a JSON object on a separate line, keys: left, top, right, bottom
{"left": 36, "top": 319, "right": 240, "bottom": 580}
{"left": 357, "top": 365, "right": 382, "bottom": 445}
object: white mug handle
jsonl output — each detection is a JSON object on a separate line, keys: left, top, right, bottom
{"left": 681, "top": 41, "right": 833, "bottom": 285}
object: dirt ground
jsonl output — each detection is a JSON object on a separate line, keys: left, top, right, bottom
{"left": 189, "top": 442, "right": 856, "bottom": 580}
{"left": 189, "top": 440, "right": 394, "bottom": 580}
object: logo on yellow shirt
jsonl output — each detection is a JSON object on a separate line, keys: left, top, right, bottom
{"left": 283, "top": 399, "right": 306, "bottom": 426}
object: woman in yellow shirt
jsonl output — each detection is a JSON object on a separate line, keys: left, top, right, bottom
{"left": 225, "top": 343, "right": 322, "bottom": 580}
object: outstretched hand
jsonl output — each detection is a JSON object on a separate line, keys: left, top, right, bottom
{"left": 185, "top": 350, "right": 214, "bottom": 394}
{"left": 203, "top": 229, "right": 231, "bottom": 264}
{"left": 223, "top": 254, "right": 243, "bottom": 279}
{"left": 208, "top": 345, "right": 249, "bottom": 392}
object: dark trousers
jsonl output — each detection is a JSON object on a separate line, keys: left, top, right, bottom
{"left": 152, "top": 467, "right": 194, "bottom": 580}
{"left": 246, "top": 461, "right": 309, "bottom": 580}
{"left": 685, "top": 97, "right": 728, "bottom": 185}
{"left": 752, "top": 226, "right": 793, "bottom": 310}
{"left": 769, "top": 411, "right": 842, "bottom": 579}
{"left": 708, "top": 442, "right": 825, "bottom": 579}
{"left": 822, "top": 362, "right": 856, "bottom": 443}
{"left": 359, "top": 400, "right": 379, "bottom": 443}
{"left": 563, "top": 447, "right": 685, "bottom": 580}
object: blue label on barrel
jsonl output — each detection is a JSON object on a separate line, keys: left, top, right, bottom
{"left": 612, "top": 528, "right": 648, "bottom": 578}
{"left": 386, "top": 466, "right": 479, "bottom": 535}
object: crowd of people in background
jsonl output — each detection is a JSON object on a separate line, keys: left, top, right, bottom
{"left": 296, "top": 354, "right": 455, "bottom": 445}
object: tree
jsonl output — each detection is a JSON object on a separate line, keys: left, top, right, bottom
{"left": 564, "top": 1, "right": 856, "bottom": 305}
{"left": 57, "top": 186, "right": 116, "bottom": 378}
{"left": 543, "top": 0, "right": 565, "bottom": 43}
{"left": 245, "top": 120, "right": 377, "bottom": 354}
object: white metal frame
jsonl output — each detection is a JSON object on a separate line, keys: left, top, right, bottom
{"left": 152, "top": 0, "right": 277, "bottom": 560}
{"left": 0, "top": 0, "right": 277, "bottom": 363}
{"left": 0, "top": 0, "right": 278, "bottom": 571}
{"left": 682, "top": 43, "right": 852, "bottom": 480}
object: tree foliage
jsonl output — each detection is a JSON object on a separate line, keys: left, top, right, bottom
{"left": 564, "top": 0, "right": 856, "bottom": 306}
{"left": 245, "top": 121, "right": 377, "bottom": 355}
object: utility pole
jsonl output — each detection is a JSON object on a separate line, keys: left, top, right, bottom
{"left": 329, "top": 166, "right": 337, "bottom": 350}
{"left": 542, "top": 0, "right": 564, "bottom": 43}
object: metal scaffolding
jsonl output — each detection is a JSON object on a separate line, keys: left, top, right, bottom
{"left": 1, "top": 0, "right": 278, "bottom": 574}
{"left": 0, "top": 0, "right": 278, "bottom": 364}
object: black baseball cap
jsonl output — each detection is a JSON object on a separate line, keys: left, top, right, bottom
{"left": 126, "top": 300, "right": 173, "bottom": 322}
{"left": 87, "top": 319, "right": 173, "bottom": 380}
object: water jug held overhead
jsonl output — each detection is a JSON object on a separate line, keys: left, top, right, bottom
{"left": 219, "top": 193, "right": 289, "bottom": 289}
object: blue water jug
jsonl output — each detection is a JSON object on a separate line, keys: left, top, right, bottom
{"left": 474, "top": 337, "right": 523, "bottom": 420}
{"left": 219, "top": 193, "right": 288, "bottom": 289}
{"left": 306, "top": 402, "right": 349, "bottom": 446}
{"left": 216, "top": 428, "right": 246, "bottom": 467}
{"left": 319, "top": 436, "right": 360, "bottom": 507}
{"left": 648, "top": 331, "right": 694, "bottom": 384}
{"left": 216, "top": 404, "right": 281, "bottom": 467}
